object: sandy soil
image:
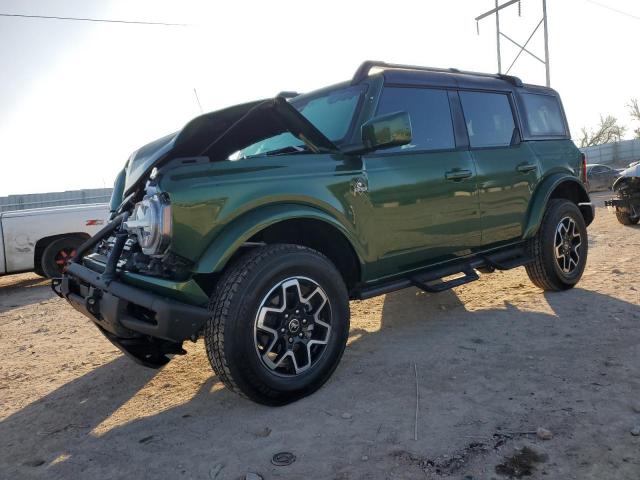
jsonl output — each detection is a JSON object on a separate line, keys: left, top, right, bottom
{"left": 1, "top": 192, "right": 639, "bottom": 480}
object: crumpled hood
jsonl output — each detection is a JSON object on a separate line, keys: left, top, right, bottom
{"left": 123, "top": 97, "right": 337, "bottom": 195}
{"left": 612, "top": 163, "right": 640, "bottom": 190}
{"left": 619, "top": 164, "right": 640, "bottom": 178}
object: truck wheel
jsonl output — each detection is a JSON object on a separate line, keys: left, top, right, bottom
{"left": 525, "top": 199, "right": 588, "bottom": 291}
{"left": 41, "top": 236, "right": 83, "bottom": 278}
{"left": 204, "top": 244, "right": 350, "bottom": 405}
{"left": 615, "top": 207, "right": 639, "bottom": 225}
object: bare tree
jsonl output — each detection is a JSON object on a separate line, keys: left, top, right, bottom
{"left": 579, "top": 115, "right": 627, "bottom": 148}
{"left": 627, "top": 98, "right": 640, "bottom": 139}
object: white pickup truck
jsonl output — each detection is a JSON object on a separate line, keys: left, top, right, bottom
{"left": 0, "top": 203, "right": 109, "bottom": 278}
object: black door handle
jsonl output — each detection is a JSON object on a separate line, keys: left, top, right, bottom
{"left": 517, "top": 163, "right": 537, "bottom": 173}
{"left": 445, "top": 169, "right": 473, "bottom": 181}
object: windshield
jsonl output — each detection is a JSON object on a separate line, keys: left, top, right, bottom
{"left": 237, "top": 85, "right": 364, "bottom": 158}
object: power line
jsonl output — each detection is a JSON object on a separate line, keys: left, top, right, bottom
{"left": 585, "top": 0, "right": 640, "bottom": 21}
{"left": 0, "top": 12, "right": 189, "bottom": 26}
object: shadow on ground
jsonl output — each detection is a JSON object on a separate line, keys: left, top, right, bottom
{"left": 0, "top": 274, "right": 54, "bottom": 314}
{"left": 1, "top": 287, "right": 639, "bottom": 479}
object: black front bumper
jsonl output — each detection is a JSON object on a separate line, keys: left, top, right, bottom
{"left": 59, "top": 262, "right": 210, "bottom": 368}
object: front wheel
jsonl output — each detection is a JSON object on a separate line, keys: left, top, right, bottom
{"left": 525, "top": 199, "right": 588, "bottom": 291}
{"left": 204, "top": 244, "right": 350, "bottom": 405}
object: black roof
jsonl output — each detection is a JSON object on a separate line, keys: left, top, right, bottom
{"left": 352, "top": 60, "right": 558, "bottom": 96}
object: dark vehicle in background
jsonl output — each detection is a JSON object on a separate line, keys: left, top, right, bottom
{"left": 605, "top": 163, "right": 640, "bottom": 225}
{"left": 586, "top": 163, "right": 621, "bottom": 192}
{"left": 57, "top": 61, "right": 594, "bottom": 405}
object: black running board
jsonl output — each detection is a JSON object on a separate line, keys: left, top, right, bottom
{"left": 411, "top": 267, "right": 479, "bottom": 293}
{"left": 482, "top": 247, "right": 533, "bottom": 270}
{"left": 353, "top": 244, "right": 532, "bottom": 300}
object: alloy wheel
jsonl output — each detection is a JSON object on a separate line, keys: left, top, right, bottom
{"left": 554, "top": 216, "right": 582, "bottom": 274}
{"left": 254, "top": 277, "right": 332, "bottom": 376}
{"left": 55, "top": 248, "right": 77, "bottom": 274}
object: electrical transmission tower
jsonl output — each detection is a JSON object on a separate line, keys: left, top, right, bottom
{"left": 475, "top": 0, "right": 550, "bottom": 86}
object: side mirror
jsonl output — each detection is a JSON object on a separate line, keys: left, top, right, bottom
{"left": 361, "top": 111, "right": 412, "bottom": 152}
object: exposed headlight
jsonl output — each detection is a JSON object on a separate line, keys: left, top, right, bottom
{"left": 124, "top": 195, "right": 172, "bottom": 256}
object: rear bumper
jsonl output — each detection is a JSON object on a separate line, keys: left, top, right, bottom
{"left": 578, "top": 201, "right": 596, "bottom": 226}
{"left": 59, "top": 261, "right": 210, "bottom": 367}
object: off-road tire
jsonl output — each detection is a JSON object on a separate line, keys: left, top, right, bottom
{"left": 204, "top": 244, "right": 350, "bottom": 405}
{"left": 615, "top": 207, "right": 639, "bottom": 225}
{"left": 525, "top": 199, "right": 588, "bottom": 291}
{"left": 41, "top": 236, "right": 84, "bottom": 279}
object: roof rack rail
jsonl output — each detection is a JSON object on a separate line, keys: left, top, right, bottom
{"left": 351, "top": 60, "right": 523, "bottom": 87}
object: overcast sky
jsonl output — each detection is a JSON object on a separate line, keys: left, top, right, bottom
{"left": 1, "top": 0, "right": 639, "bottom": 196}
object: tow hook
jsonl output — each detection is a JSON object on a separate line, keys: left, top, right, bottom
{"left": 86, "top": 292, "right": 102, "bottom": 316}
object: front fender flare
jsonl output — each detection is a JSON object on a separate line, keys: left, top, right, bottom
{"left": 193, "top": 203, "right": 364, "bottom": 274}
{"left": 522, "top": 174, "right": 592, "bottom": 240}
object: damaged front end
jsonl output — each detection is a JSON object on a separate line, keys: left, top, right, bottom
{"left": 55, "top": 95, "right": 339, "bottom": 368}
{"left": 605, "top": 164, "right": 640, "bottom": 225}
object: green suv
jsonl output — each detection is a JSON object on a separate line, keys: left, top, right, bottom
{"left": 58, "top": 61, "right": 594, "bottom": 405}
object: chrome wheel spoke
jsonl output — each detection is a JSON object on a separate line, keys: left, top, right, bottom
{"left": 554, "top": 216, "right": 582, "bottom": 274}
{"left": 253, "top": 276, "right": 332, "bottom": 377}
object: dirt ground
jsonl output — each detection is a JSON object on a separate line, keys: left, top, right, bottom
{"left": 1, "top": 192, "right": 639, "bottom": 480}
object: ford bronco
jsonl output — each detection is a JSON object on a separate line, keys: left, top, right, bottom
{"left": 57, "top": 61, "right": 594, "bottom": 405}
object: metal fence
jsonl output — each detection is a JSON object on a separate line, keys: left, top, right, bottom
{"left": 580, "top": 139, "right": 640, "bottom": 168}
{"left": 0, "top": 188, "right": 113, "bottom": 213}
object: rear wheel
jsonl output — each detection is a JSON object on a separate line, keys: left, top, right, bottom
{"left": 615, "top": 207, "right": 639, "bottom": 225}
{"left": 204, "top": 244, "right": 350, "bottom": 405}
{"left": 41, "top": 237, "right": 83, "bottom": 278}
{"left": 525, "top": 199, "right": 588, "bottom": 291}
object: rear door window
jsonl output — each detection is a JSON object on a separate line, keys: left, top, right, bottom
{"left": 375, "top": 87, "right": 455, "bottom": 152}
{"left": 459, "top": 91, "right": 516, "bottom": 148}
{"left": 521, "top": 93, "right": 566, "bottom": 136}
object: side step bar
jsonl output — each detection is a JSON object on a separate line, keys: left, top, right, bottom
{"left": 354, "top": 245, "right": 532, "bottom": 300}
{"left": 482, "top": 247, "right": 533, "bottom": 271}
{"left": 411, "top": 267, "right": 479, "bottom": 293}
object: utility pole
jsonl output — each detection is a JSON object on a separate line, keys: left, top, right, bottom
{"left": 542, "top": 0, "right": 550, "bottom": 86}
{"left": 495, "top": 0, "right": 502, "bottom": 73}
{"left": 475, "top": 0, "right": 551, "bottom": 86}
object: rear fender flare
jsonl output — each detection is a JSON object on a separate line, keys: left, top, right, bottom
{"left": 523, "top": 174, "right": 592, "bottom": 239}
{"left": 193, "top": 203, "right": 365, "bottom": 274}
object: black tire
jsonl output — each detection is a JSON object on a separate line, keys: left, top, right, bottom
{"left": 525, "top": 199, "right": 588, "bottom": 291}
{"left": 615, "top": 207, "right": 639, "bottom": 225}
{"left": 204, "top": 244, "right": 350, "bottom": 405}
{"left": 41, "top": 236, "right": 84, "bottom": 279}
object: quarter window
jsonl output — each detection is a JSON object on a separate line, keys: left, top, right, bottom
{"left": 376, "top": 87, "right": 455, "bottom": 152}
{"left": 521, "top": 93, "right": 566, "bottom": 136}
{"left": 459, "top": 91, "right": 516, "bottom": 148}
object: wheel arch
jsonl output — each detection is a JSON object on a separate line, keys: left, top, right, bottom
{"left": 193, "top": 204, "right": 366, "bottom": 291}
{"left": 523, "top": 175, "right": 593, "bottom": 240}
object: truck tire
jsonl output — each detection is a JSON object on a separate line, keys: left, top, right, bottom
{"left": 41, "top": 236, "right": 83, "bottom": 278}
{"left": 525, "top": 199, "right": 588, "bottom": 291}
{"left": 615, "top": 207, "right": 639, "bottom": 225}
{"left": 204, "top": 244, "right": 350, "bottom": 405}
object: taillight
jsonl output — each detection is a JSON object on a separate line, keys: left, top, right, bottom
{"left": 581, "top": 153, "right": 588, "bottom": 185}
